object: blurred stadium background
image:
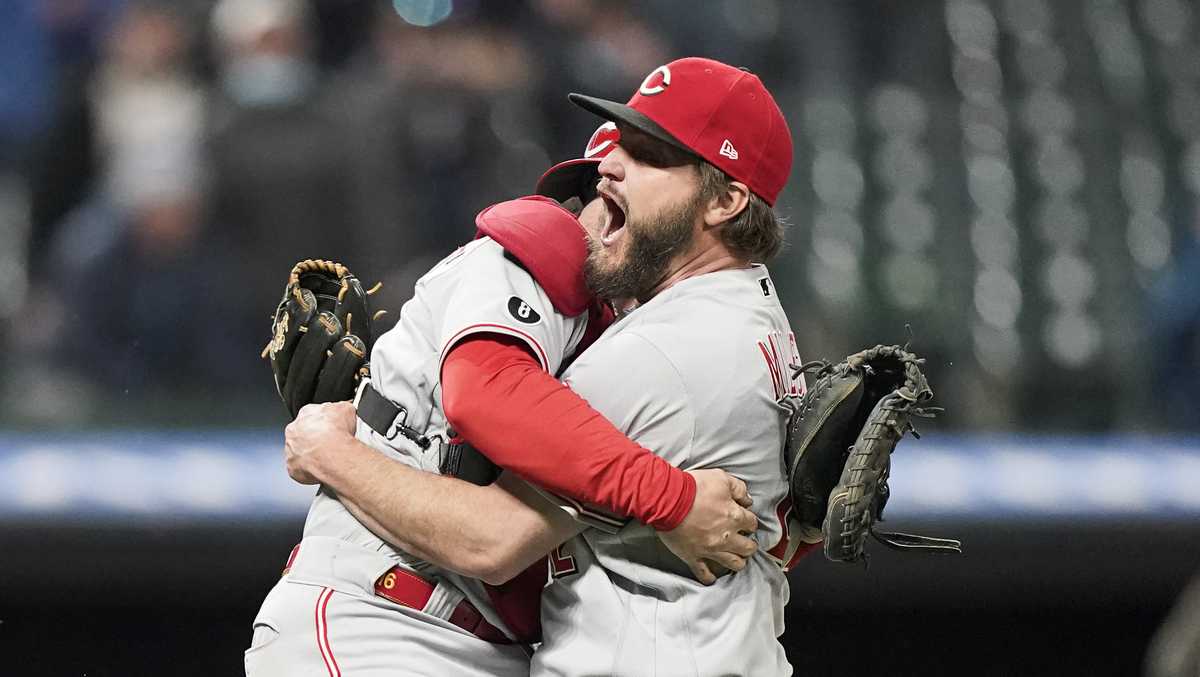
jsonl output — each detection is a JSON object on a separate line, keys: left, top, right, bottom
{"left": 1, "top": 0, "right": 1199, "bottom": 674}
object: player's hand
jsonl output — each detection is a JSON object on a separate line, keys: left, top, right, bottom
{"left": 656, "top": 469, "right": 758, "bottom": 585}
{"left": 284, "top": 401, "right": 357, "bottom": 485}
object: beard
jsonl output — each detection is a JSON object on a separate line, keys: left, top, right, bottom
{"left": 584, "top": 194, "right": 700, "bottom": 302}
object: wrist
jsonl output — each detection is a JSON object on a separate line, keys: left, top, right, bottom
{"left": 652, "top": 466, "right": 697, "bottom": 532}
{"left": 304, "top": 433, "right": 349, "bottom": 486}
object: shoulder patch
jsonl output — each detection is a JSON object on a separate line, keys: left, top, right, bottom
{"left": 506, "top": 296, "right": 542, "bottom": 325}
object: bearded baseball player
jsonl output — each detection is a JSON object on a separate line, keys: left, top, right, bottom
{"left": 245, "top": 117, "right": 762, "bottom": 676}
{"left": 285, "top": 56, "right": 811, "bottom": 676}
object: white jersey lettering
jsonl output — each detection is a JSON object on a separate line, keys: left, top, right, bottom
{"left": 759, "top": 330, "right": 802, "bottom": 400}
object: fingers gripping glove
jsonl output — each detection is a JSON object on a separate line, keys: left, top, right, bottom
{"left": 782, "top": 344, "right": 962, "bottom": 564}
{"left": 264, "top": 259, "right": 384, "bottom": 418}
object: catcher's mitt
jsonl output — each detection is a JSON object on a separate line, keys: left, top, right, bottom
{"left": 263, "top": 259, "right": 384, "bottom": 418}
{"left": 783, "top": 344, "right": 961, "bottom": 564}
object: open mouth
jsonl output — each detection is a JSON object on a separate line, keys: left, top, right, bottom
{"left": 599, "top": 194, "right": 627, "bottom": 246}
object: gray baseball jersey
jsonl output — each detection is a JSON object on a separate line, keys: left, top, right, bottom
{"left": 531, "top": 265, "right": 803, "bottom": 677}
{"left": 246, "top": 236, "right": 588, "bottom": 676}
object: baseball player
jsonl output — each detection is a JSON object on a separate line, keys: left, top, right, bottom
{"left": 246, "top": 121, "right": 759, "bottom": 676}
{"left": 286, "top": 57, "right": 808, "bottom": 676}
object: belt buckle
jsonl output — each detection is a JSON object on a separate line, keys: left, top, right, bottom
{"left": 385, "top": 407, "right": 411, "bottom": 442}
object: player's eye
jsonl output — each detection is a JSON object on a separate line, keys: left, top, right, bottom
{"left": 618, "top": 126, "right": 694, "bottom": 168}
{"left": 626, "top": 139, "right": 690, "bottom": 168}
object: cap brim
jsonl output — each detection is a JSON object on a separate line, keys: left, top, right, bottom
{"left": 568, "top": 93, "right": 695, "bottom": 157}
{"left": 535, "top": 157, "right": 601, "bottom": 203}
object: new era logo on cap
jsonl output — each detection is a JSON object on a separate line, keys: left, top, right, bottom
{"left": 568, "top": 57, "right": 793, "bottom": 205}
{"left": 719, "top": 139, "right": 739, "bottom": 160}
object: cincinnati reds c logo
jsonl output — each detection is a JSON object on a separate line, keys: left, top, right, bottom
{"left": 584, "top": 122, "right": 619, "bottom": 158}
{"left": 639, "top": 65, "right": 672, "bottom": 96}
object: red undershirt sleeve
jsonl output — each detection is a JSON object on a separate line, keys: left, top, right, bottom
{"left": 441, "top": 334, "right": 696, "bottom": 531}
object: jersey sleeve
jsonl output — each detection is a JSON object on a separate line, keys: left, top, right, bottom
{"left": 436, "top": 239, "right": 584, "bottom": 376}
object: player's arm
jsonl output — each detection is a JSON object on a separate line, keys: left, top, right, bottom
{"left": 442, "top": 333, "right": 759, "bottom": 582}
{"left": 285, "top": 402, "right": 583, "bottom": 585}
{"left": 287, "top": 402, "right": 758, "bottom": 585}
{"left": 442, "top": 333, "right": 696, "bottom": 529}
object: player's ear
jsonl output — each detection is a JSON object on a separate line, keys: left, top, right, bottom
{"left": 701, "top": 179, "right": 750, "bottom": 228}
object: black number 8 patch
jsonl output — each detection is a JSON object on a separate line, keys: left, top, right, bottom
{"left": 507, "top": 296, "right": 542, "bottom": 325}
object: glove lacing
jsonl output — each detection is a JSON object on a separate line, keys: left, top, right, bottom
{"left": 838, "top": 393, "right": 962, "bottom": 560}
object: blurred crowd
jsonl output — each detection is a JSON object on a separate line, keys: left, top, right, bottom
{"left": 0, "top": 0, "right": 1198, "bottom": 430}
{"left": 0, "top": 0, "right": 706, "bottom": 425}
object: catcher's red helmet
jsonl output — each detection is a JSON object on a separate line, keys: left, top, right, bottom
{"left": 534, "top": 122, "right": 619, "bottom": 203}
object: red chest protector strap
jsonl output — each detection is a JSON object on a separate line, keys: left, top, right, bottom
{"left": 475, "top": 196, "right": 592, "bottom": 317}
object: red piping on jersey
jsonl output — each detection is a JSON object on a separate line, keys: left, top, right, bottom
{"left": 315, "top": 587, "right": 341, "bottom": 677}
{"left": 767, "top": 497, "right": 821, "bottom": 570}
{"left": 441, "top": 323, "right": 550, "bottom": 372}
{"left": 766, "top": 497, "right": 793, "bottom": 562}
{"left": 442, "top": 335, "right": 696, "bottom": 531}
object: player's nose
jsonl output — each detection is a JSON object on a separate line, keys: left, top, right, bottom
{"left": 597, "top": 148, "right": 625, "bottom": 182}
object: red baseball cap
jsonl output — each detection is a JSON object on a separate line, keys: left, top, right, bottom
{"left": 535, "top": 122, "right": 620, "bottom": 203}
{"left": 568, "top": 57, "right": 793, "bottom": 206}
